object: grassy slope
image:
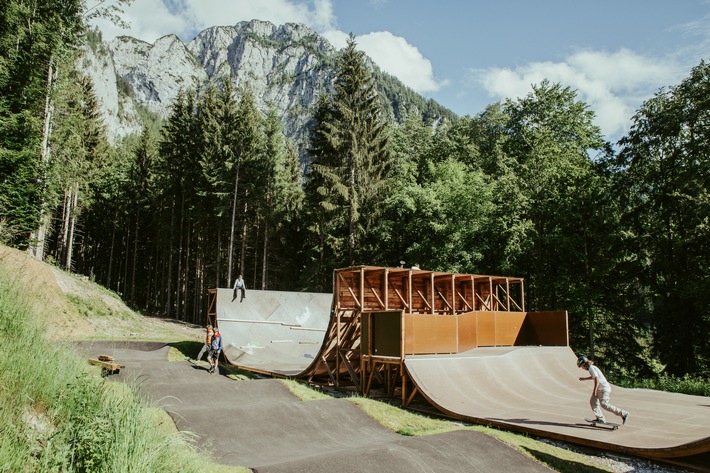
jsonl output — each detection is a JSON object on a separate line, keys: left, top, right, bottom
{"left": 0, "top": 244, "right": 618, "bottom": 472}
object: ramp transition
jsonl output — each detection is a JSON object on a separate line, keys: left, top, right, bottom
{"left": 211, "top": 266, "right": 710, "bottom": 465}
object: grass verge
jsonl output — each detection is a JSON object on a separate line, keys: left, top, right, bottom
{"left": 0, "top": 267, "right": 246, "bottom": 472}
{"left": 274, "top": 379, "right": 618, "bottom": 473}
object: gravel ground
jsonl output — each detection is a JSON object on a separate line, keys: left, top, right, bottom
{"left": 538, "top": 438, "right": 695, "bottom": 473}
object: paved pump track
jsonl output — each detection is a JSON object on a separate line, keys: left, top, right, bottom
{"left": 211, "top": 267, "right": 710, "bottom": 470}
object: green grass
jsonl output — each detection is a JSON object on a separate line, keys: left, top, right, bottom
{"left": 274, "top": 380, "right": 618, "bottom": 473}
{"left": 616, "top": 374, "right": 710, "bottom": 397}
{"left": 0, "top": 269, "right": 247, "bottom": 472}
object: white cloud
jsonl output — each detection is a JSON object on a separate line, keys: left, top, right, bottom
{"left": 91, "top": 0, "right": 444, "bottom": 95}
{"left": 356, "top": 31, "right": 444, "bottom": 93}
{"left": 470, "top": 49, "right": 685, "bottom": 141}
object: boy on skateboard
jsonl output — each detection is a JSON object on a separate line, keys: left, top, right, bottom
{"left": 577, "top": 355, "right": 630, "bottom": 425}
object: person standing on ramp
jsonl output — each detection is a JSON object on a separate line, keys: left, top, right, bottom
{"left": 577, "top": 355, "right": 630, "bottom": 425}
{"left": 232, "top": 274, "right": 246, "bottom": 302}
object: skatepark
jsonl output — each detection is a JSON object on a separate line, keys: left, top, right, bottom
{"left": 209, "top": 266, "right": 710, "bottom": 470}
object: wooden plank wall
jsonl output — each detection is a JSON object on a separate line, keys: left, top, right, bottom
{"left": 334, "top": 267, "right": 563, "bottom": 357}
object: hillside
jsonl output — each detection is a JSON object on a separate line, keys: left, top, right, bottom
{"left": 0, "top": 244, "right": 203, "bottom": 342}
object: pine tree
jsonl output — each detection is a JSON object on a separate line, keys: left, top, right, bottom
{"left": 0, "top": 0, "right": 83, "bottom": 248}
{"left": 304, "top": 34, "right": 392, "bottom": 288}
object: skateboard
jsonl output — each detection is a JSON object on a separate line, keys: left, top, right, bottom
{"left": 585, "top": 418, "right": 619, "bottom": 430}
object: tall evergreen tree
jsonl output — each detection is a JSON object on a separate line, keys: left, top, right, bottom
{"left": 228, "top": 86, "right": 263, "bottom": 285}
{"left": 304, "top": 34, "right": 392, "bottom": 288}
{"left": 46, "top": 71, "right": 110, "bottom": 271}
{"left": 158, "top": 89, "right": 200, "bottom": 318}
{"left": 0, "top": 0, "right": 83, "bottom": 248}
{"left": 256, "top": 105, "right": 304, "bottom": 289}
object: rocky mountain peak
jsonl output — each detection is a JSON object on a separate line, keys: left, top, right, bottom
{"left": 83, "top": 19, "right": 454, "bottom": 149}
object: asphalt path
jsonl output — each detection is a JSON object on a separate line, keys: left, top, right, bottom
{"left": 72, "top": 341, "right": 553, "bottom": 472}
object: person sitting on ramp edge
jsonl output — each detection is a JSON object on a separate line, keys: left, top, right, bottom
{"left": 232, "top": 274, "right": 246, "bottom": 302}
{"left": 577, "top": 355, "right": 630, "bottom": 425}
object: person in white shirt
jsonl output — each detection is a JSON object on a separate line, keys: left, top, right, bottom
{"left": 232, "top": 274, "right": 246, "bottom": 302}
{"left": 577, "top": 355, "right": 630, "bottom": 424}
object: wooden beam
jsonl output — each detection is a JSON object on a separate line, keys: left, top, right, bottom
{"left": 435, "top": 286, "right": 453, "bottom": 311}
{"left": 368, "top": 285, "right": 385, "bottom": 309}
{"left": 338, "top": 273, "right": 361, "bottom": 309}
{"left": 393, "top": 286, "right": 409, "bottom": 309}
{"left": 457, "top": 291, "right": 473, "bottom": 311}
{"left": 416, "top": 289, "right": 432, "bottom": 310}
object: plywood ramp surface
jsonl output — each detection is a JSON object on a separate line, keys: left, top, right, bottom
{"left": 216, "top": 288, "right": 332, "bottom": 376}
{"left": 404, "top": 346, "right": 710, "bottom": 459}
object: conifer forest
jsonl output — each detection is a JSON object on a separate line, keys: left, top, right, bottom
{"left": 1, "top": 1, "right": 708, "bottom": 382}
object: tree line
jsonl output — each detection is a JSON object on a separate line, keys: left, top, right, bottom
{"left": 1, "top": 1, "right": 707, "bottom": 380}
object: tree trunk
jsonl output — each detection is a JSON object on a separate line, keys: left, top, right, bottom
{"left": 176, "top": 194, "right": 185, "bottom": 320}
{"left": 348, "top": 165, "right": 356, "bottom": 264}
{"left": 130, "top": 209, "right": 140, "bottom": 305}
{"left": 65, "top": 189, "right": 79, "bottom": 271}
{"left": 166, "top": 198, "right": 176, "bottom": 317}
{"left": 227, "top": 163, "right": 241, "bottom": 287}
{"left": 261, "top": 217, "right": 269, "bottom": 290}
{"left": 123, "top": 223, "right": 130, "bottom": 298}
{"left": 216, "top": 229, "right": 222, "bottom": 289}
{"left": 60, "top": 187, "right": 73, "bottom": 268}
{"left": 28, "top": 58, "right": 56, "bottom": 261}
{"left": 240, "top": 200, "right": 248, "bottom": 276}
{"left": 184, "top": 221, "right": 191, "bottom": 322}
{"left": 107, "top": 210, "right": 117, "bottom": 290}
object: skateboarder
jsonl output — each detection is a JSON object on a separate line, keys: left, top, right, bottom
{"left": 232, "top": 274, "right": 246, "bottom": 302}
{"left": 577, "top": 355, "right": 630, "bottom": 425}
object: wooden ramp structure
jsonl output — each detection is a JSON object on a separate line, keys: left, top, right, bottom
{"left": 210, "top": 266, "right": 710, "bottom": 468}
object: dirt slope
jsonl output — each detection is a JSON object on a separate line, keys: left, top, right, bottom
{"left": 0, "top": 244, "right": 202, "bottom": 342}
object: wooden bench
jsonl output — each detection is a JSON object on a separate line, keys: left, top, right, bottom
{"left": 88, "top": 355, "right": 124, "bottom": 375}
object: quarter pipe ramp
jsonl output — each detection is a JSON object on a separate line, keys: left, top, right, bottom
{"left": 212, "top": 268, "right": 710, "bottom": 466}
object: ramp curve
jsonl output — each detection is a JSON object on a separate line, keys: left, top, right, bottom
{"left": 215, "top": 288, "right": 332, "bottom": 376}
{"left": 212, "top": 284, "right": 710, "bottom": 464}
{"left": 404, "top": 346, "right": 710, "bottom": 460}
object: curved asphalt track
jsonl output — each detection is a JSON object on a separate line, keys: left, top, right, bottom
{"left": 72, "top": 341, "right": 553, "bottom": 472}
{"left": 214, "top": 289, "right": 710, "bottom": 467}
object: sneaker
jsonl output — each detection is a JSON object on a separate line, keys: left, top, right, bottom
{"left": 622, "top": 413, "right": 629, "bottom": 425}
{"left": 595, "top": 418, "right": 606, "bottom": 424}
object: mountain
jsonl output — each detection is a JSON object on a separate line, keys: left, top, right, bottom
{"left": 83, "top": 20, "right": 457, "bottom": 150}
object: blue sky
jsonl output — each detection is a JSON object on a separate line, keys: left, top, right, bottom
{"left": 93, "top": 0, "right": 710, "bottom": 144}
